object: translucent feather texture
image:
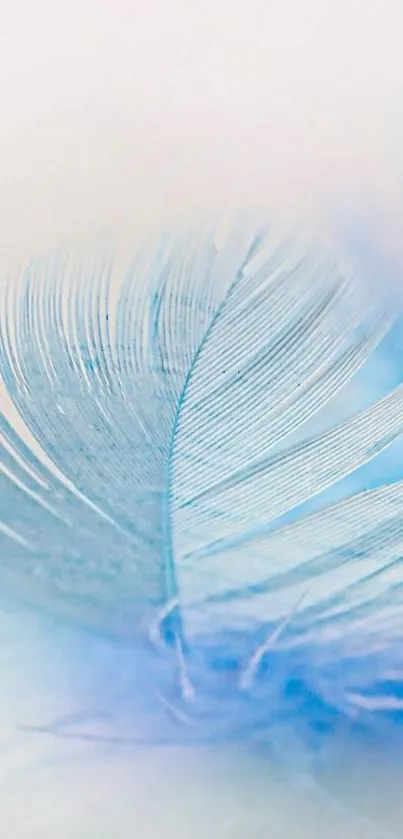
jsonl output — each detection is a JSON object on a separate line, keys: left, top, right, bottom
{"left": 1, "top": 220, "right": 403, "bottom": 834}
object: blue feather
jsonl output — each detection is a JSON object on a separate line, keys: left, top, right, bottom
{"left": 1, "top": 220, "right": 403, "bottom": 834}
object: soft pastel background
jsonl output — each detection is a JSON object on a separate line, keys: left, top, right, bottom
{"left": 1, "top": 1, "right": 403, "bottom": 837}
{"left": 0, "top": 0, "right": 402, "bottom": 265}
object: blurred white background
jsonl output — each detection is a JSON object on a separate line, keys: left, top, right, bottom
{"left": 0, "top": 0, "right": 402, "bottom": 264}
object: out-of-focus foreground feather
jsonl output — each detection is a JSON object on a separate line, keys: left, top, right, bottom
{"left": 1, "top": 220, "right": 403, "bottom": 836}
